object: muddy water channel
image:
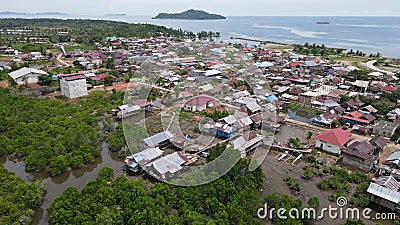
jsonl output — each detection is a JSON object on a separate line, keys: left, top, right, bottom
{"left": 0, "top": 142, "right": 124, "bottom": 225}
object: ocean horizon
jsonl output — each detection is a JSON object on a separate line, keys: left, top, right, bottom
{"left": 1, "top": 14, "right": 400, "bottom": 58}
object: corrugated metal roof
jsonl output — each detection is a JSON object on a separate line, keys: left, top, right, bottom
{"left": 133, "top": 147, "right": 163, "bottom": 162}
{"left": 221, "top": 115, "right": 237, "bottom": 125}
{"left": 245, "top": 102, "right": 261, "bottom": 112}
{"left": 367, "top": 183, "right": 400, "bottom": 203}
{"left": 152, "top": 152, "right": 186, "bottom": 175}
{"left": 376, "top": 176, "right": 400, "bottom": 191}
{"left": 143, "top": 131, "right": 174, "bottom": 147}
{"left": 239, "top": 116, "right": 253, "bottom": 126}
{"left": 387, "top": 152, "right": 400, "bottom": 162}
{"left": 9, "top": 67, "right": 48, "bottom": 79}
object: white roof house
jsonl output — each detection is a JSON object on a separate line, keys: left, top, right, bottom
{"left": 132, "top": 147, "right": 163, "bottom": 165}
{"left": 220, "top": 115, "right": 237, "bottom": 125}
{"left": 151, "top": 152, "right": 187, "bottom": 176}
{"left": 143, "top": 131, "right": 174, "bottom": 148}
{"left": 205, "top": 70, "right": 222, "bottom": 77}
{"left": 9, "top": 67, "right": 48, "bottom": 85}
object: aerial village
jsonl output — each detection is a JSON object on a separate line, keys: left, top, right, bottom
{"left": 3, "top": 33, "right": 400, "bottom": 215}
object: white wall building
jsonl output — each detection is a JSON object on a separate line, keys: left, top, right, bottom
{"left": 8, "top": 67, "right": 48, "bottom": 85}
{"left": 315, "top": 128, "right": 352, "bottom": 154}
{"left": 60, "top": 75, "right": 88, "bottom": 98}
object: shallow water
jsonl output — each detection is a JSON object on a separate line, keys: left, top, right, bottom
{"left": 0, "top": 142, "right": 124, "bottom": 225}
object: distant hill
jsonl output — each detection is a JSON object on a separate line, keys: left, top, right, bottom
{"left": 153, "top": 9, "right": 226, "bottom": 20}
{"left": 34, "top": 12, "right": 69, "bottom": 15}
{"left": 0, "top": 11, "right": 25, "bottom": 15}
{"left": 105, "top": 13, "right": 127, "bottom": 16}
{"left": 0, "top": 11, "right": 69, "bottom": 15}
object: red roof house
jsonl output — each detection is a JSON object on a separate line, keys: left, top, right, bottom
{"left": 183, "top": 95, "right": 214, "bottom": 112}
{"left": 316, "top": 128, "right": 352, "bottom": 154}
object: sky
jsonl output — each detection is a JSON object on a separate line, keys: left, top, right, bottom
{"left": 1, "top": 0, "right": 400, "bottom": 16}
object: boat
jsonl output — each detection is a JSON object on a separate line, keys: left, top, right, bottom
{"left": 316, "top": 22, "right": 330, "bottom": 24}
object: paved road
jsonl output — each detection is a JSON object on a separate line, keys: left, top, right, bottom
{"left": 365, "top": 60, "right": 395, "bottom": 75}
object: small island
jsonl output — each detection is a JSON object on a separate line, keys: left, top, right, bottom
{"left": 105, "top": 13, "right": 127, "bottom": 16}
{"left": 153, "top": 9, "right": 226, "bottom": 20}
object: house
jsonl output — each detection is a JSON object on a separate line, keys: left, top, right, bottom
{"left": 149, "top": 152, "right": 188, "bottom": 179}
{"left": 183, "top": 95, "right": 214, "bottom": 112}
{"left": 383, "top": 152, "right": 400, "bottom": 169}
{"left": 315, "top": 128, "right": 352, "bottom": 154}
{"left": 235, "top": 116, "right": 253, "bottom": 132}
{"left": 311, "top": 110, "right": 341, "bottom": 128}
{"left": 298, "top": 91, "right": 320, "bottom": 106}
{"left": 147, "top": 99, "right": 165, "bottom": 112}
{"left": 311, "top": 97, "right": 340, "bottom": 110}
{"left": 244, "top": 101, "right": 261, "bottom": 115}
{"left": 379, "top": 152, "right": 400, "bottom": 180}
{"left": 360, "top": 105, "right": 378, "bottom": 115}
{"left": 60, "top": 75, "right": 88, "bottom": 98}
{"left": 341, "top": 111, "right": 376, "bottom": 126}
{"left": 204, "top": 121, "right": 236, "bottom": 139}
{"left": 343, "top": 98, "right": 364, "bottom": 111}
{"left": 124, "top": 147, "right": 164, "bottom": 171}
{"left": 372, "top": 121, "right": 400, "bottom": 138}
{"left": 367, "top": 182, "right": 400, "bottom": 211}
{"left": 142, "top": 131, "right": 174, "bottom": 148}
{"left": 116, "top": 105, "right": 141, "bottom": 119}
{"left": 369, "top": 136, "right": 389, "bottom": 152}
{"left": 8, "top": 67, "right": 48, "bottom": 85}
{"left": 233, "top": 131, "right": 265, "bottom": 157}
{"left": 261, "top": 112, "right": 284, "bottom": 132}
{"left": 388, "top": 108, "right": 400, "bottom": 121}
{"left": 341, "top": 141, "right": 378, "bottom": 172}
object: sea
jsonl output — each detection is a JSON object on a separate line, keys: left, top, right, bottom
{"left": 1, "top": 14, "right": 400, "bottom": 58}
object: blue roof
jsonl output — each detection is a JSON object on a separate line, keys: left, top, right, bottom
{"left": 129, "top": 162, "right": 138, "bottom": 168}
{"left": 268, "top": 95, "right": 278, "bottom": 101}
{"left": 133, "top": 155, "right": 143, "bottom": 162}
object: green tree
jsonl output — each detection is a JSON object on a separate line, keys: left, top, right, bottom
{"left": 49, "top": 155, "right": 69, "bottom": 176}
{"left": 308, "top": 197, "right": 320, "bottom": 211}
{"left": 104, "top": 75, "right": 114, "bottom": 86}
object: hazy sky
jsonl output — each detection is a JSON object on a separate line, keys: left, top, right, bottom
{"left": 1, "top": 0, "right": 400, "bottom": 16}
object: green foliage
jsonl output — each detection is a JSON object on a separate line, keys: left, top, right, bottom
{"left": 308, "top": 197, "right": 320, "bottom": 211}
{"left": 0, "top": 88, "right": 124, "bottom": 175}
{"left": 97, "top": 167, "right": 114, "bottom": 181}
{"left": 0, "top": 18, "right": 188, "bottom": 47}
{"left": 263, "top": 193, "right": 305, "bottom": 225}
{"left": 49, "top": 155, "right": 69, "bottom": 176}
{"left": 104, "top": 75, "right": 115, "bottom": 86}
{"left": 342, "top": 70, "right": 370, "bottom": 82}
{"left": 302, "top": 169, "right": 314, "bottom": 179}
{"left": 290, "top": 182, "right": 301, "bottom": 192}
{"left": 0, "top": 164, "right": 45, "bottom": 225}
{"left": 48, "top": 146, "right": 266, "bottom": 225}
{"left": 194, "top": 127, "right": 201, "bottom": 133}
{"left": 288, "top": 138, "right": 301, "bottom": 149}
{"left": 316, "top": 167, "right": 370, "bottom": 205}
{"left": 200, "top": 110, "right": 229, "bottom": 121}
{"left": 38, "top": 74, "right": 53, "bottom": 86}
{"left": 293, "top": 42, "right": 341, "bottom": 56}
